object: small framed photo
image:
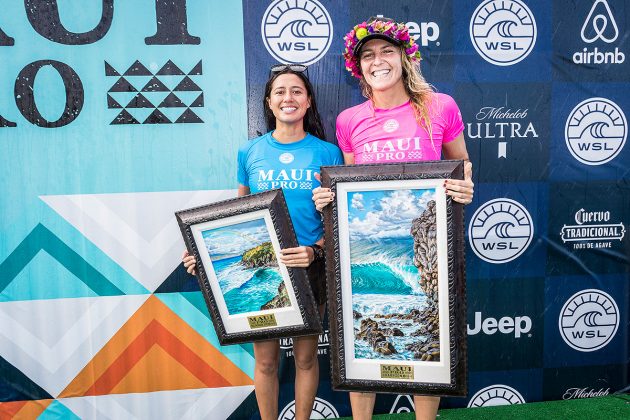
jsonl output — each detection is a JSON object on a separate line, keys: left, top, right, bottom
{"left": 176, "top": 189, "right": 322, "bottom": 345}
{"left": 321, "top": 161, "right": 467, "bottom": 396}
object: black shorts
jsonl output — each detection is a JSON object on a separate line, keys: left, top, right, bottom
{"left": 306, "top": 258, "right": 327, "bottom": 305}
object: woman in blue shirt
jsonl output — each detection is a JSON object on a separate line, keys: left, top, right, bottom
{"left": 183, "top": 64, "right": 342, "bottom": 420}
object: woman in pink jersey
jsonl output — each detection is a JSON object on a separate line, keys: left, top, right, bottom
{"left": 313, "top": 17, "right": 474, "bottom": 420}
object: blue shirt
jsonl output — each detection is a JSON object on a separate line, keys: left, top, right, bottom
{"left": 237, "top": 132, "right": 343, "bottom": 245}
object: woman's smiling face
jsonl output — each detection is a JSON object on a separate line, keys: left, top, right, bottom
{"left": 359, "top": 38, "right": 404, "bottom": 93}
{"left": 266, "top": 73, "right": 311, "bottom": 126}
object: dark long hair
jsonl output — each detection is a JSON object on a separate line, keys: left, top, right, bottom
{"left": 263, "top": 68, "right": 326, "bottom": 140}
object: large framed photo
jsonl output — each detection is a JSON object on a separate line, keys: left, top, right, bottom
{"left": 176, "top": 189, "right": 322, "bottom": 345}
{"left": 321, "top": 161, "right": 467, "bottom": 396}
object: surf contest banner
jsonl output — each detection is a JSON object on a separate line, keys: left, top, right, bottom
{"left": 0, "top": 0, "right": 628, "bottom": 418}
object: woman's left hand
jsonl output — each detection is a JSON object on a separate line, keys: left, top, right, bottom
{"left": 279, "top": 246, "right": 314, "bottom": 268}
{"left": 445, "top": 161, "right": 474, "bottom": 204}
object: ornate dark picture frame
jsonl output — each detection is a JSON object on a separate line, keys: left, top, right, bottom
{"left": 176, "top": 189, "right": 322, "bottom": 345}
{"left": 321, "top": 161, "right": 467, "bottom": 396}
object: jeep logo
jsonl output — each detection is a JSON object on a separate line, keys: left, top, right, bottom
{"left": 467, "top": 311, "right": 532, "bottom": 338}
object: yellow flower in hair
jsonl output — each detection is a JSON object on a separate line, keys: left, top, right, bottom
{"left": 356, "top": 27, "right": 368, "bottom": 39}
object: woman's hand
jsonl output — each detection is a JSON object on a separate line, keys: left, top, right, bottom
{"left": 312, "top": 186, "right": 335, "bottom": 212}
{"left": 445, "top": 161, "right": 474, "bottom": 204}
{"left": 181, "top": 250, "right": 197, "bottom": 275}
{"left": 279, "top": 246, "right": 314, "bottom": 268}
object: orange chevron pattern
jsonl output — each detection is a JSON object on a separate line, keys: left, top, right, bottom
{"left": 59, "top": 295, "right": 252, "bottom": 397}
{"left": 0, "top": 400, "right": 52, "bottom": 420}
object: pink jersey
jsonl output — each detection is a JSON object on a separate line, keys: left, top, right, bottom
{"left": 336, "top": 93, "right": 464, "bottom": 164}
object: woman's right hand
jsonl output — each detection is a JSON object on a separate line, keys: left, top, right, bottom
{"left": 312, "top": 186, "right": 335, "bottom": 212}
{"left": 181, "top": 250, "right": 197, "bottom": 275}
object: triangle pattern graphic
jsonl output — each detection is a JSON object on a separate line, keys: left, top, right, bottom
{"left": 0, "top": 400, "right": 53, "bottom": 419}
{"left": 104, "top": 61, "right": 120, "bottom": 77}
{"left": 157, "top": 60, "right": 185, "bottom": 75}
{"left": 39, "top": 400, "right": 81, "bottom": 419}
{"left": 111, "top": 109, "right": 140, "bottom": 125}
{"left": 190, "top": 93, "right": 204, "bottom": 108}
{"left": 175, "top": 108, "right": 203, "bottom": 124}
{"left": 0, "top": 224, "right": 123, "bottom": 297}
{"left": 141, "top": 77, "right": 170, "bottom": 92}
{"left": 59, "top": 296, "right": 253, "bottom": 397}
{"left": 143, "top": 108, "right": 171, "bottom": 124}
{"left": 59, "top": 386, "right": 254, "bottom": 420}
{"left": 40, "top": 190, "right": 237, "bottom": 292}
{"left": 126, "top": 93, "right": 154, "bottom": 109}
{"left": 158, "top": 92, "right": 186, "bottom": 108}
{"left": 173, "top": 76, "right": 201, "bottom": 92}
{"left": 188, "top": 60, "right": 202, "bottom": 75}
{"left": 107, "top": 94, "right": 123, "bottom": 109}
{"left": 108, "top": 77, "right": 137, "bottom": 93}
{"left": 0, "top": 295, "right": 149, "bottom": 397}
{"left": 154, "top": 264, "right": 200, "bottom": 293}
{"left": 0, "top": 356, "right": 53, "bottom": 401}
{"left": 123, "top": 60, "right": 152, "bottom": 76}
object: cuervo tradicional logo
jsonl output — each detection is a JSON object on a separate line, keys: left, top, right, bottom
{"left": 559, "top": 289, "right": 619, "bottom": 352}
{"left": 565, "top": 97, "right": 627, "bottom": 165}
{"left": 468, "top": 384, "right": 526, "bottom": 407}
{"left": 469, "top": 198, "right": 534, "bottom": 264}
{"left": 560, "top": 208, "right": 625, "bottom": 250}
{"left": 470, "top": 0, "right": 537, "bottom": 66}
{"left": 261, "top": 0, "right": 333, "bottom": 65}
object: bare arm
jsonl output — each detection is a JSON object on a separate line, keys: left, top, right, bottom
{"left": 442, "top": 133, "right": 474, "bottom": 204}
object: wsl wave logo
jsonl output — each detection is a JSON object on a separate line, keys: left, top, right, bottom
{"left": 574, "top": 0, "right": 624, "bottom": 64}
{"left": 469, "top": 198, "right": 534, "bottom": 264}
{"left": 559, "top": 289, "right": 619, "bottom": 352}
{"left": 468, "top": 384, "right": 526, "bottom": 407}
{"left": 565, "top": 98, "right": 627, "bottom": 165}
{"left": 470, "top": 0, "right": 537, "bottom": 66}
{"left": 279, "top": 397, "right": 338, "bottom": 419}
{"left": 261, "top": 0, "right": 333, "bottom": 65}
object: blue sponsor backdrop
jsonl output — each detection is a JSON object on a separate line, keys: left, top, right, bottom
{"left": 0, "top": 0, "right": 628, "bottom": 418}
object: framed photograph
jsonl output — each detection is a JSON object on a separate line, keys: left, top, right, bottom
{"left": 321, "top": 161, "right": 467, "bottom": 396}
{"left": 176, "top": 189, "right": 322, "bottom": 345}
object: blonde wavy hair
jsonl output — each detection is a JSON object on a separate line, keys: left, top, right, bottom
{"left": 358, "top": 48, "right": 437, "bottom": 149}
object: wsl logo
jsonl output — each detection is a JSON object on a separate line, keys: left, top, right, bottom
{"left": 261, "top": 0, "right": 333, "bottom": 65}
{"left": 565, "top": 98, "right": 627, "bottom": 165}
{"left": 470, "top": 0, "right": 537, "bottom": 66}
{"left": 469, "top": 198, "right": 534, "bottom": 264}
{"left": 468, "top": 384, "right": 526, "bottom": 407}
{"left": 559, "top": 289, "right": 619, "bottom": 352}
{"left": 279, "top": 397, "right": 338, "bottom": 419}
{"left": 574, "top": 0, "right": 624, "bottom": 65}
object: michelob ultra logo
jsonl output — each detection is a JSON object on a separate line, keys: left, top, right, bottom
{"left": 380, "top": 364, "right": 414, "bottom": 380}
{"left": 247, "top": 313, "right": 277, "bottom": 329}
{"left": 469, "top": 0, "right": 537, "bottom": 66}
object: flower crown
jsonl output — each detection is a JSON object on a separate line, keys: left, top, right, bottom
{"left": 343, "top": 18, "right": 421, "bottom": 78}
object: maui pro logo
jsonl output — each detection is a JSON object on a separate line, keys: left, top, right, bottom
{"left": 468, "top": 384, "right": 525, "bottom": 407}
{"left": 559, "top": 289, "right": 619, "bottom": 352}
{"left": 574, "top": 0, "right": 624, "bottom": 64}
{"left": 470, "top": 0, "right": 537, "bottom": 66}
{"left": 469, "top": 198, "right": 534, "bottom": 264}
{"left": 257, "top": 168, "right": 315, "bottom": 191}
{"left": 261, "top": 0, "right": 333, "bottom": 65}
{"left": 279, "top": 397, "right": 338, "bottom": 419}
{"left": 565, "top": 98, "right": 627, "bottom": 165}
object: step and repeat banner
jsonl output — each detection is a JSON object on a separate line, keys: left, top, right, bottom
{"left": 1, "top": 0, "right": 628, "bottom": 419}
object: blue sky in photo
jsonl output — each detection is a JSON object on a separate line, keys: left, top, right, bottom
{"left": 347, "top": 188, "right": 436, "bottom": 240}
{"left": 201, "top": 218, "right": 271, "bottom": 260}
